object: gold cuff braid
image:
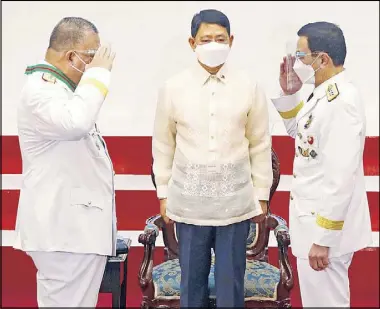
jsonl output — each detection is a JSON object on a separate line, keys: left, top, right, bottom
{"left": 316, "top": 214, "right": 344, "bottom": 230}
{"left": 278, "top": 101, "right": 304, "bottom": 119}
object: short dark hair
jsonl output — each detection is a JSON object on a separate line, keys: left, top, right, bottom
{"left": 48, "top": 17, "right": 98, "bottom": 51}
{"left": 191, "top": 9, "right": 230, "bottom": 38}
{"left": 297, "top": 21, "right": 346, "bottom": 66}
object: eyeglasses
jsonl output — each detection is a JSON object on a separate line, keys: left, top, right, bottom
{"left": 295, "top": 51, "right": 325, "bottom": 60}
{"left": 74, "top": 49, "right": 98, "bottom": 56}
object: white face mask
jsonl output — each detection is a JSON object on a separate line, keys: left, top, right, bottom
{"left": 293, "top": 55, "right": 321, "bottom": 85}
{"left": 195, "top": 42, "right": 230, "bottom": 68}
{"left": 70, "top": 51, "right": 87, "bottom": 74}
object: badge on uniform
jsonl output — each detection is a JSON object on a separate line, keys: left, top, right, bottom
{"left": 42, "top": 73, "right": 57, "bottom": 84}
{"left": 326, "top": 83, "right": 340, "bottom": 102}
{"left": 310, "top": 150, "right": 318, "bottom": 158}
{"left": 298, "top": 146, "right": 310, "bottom": 157}
{"left": 304, "top": 114, "right": 313, "bottom": 129}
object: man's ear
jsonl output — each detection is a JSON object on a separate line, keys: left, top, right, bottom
{"left": 229, "top": 35, "right": 234, "bottom": 48}
{"left": 65, "top": 50, "right": 74, "bottom": 62}
{"left": 320, "top": 53, "right": 331, "bottom": 69}
{"left": 188, "top": 37, "right": 196, "bottom": 51}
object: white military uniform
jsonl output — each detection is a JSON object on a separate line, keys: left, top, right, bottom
{"left": 13, "top": 61, "right": 117, "bottom": 307}
{"left": 271, "top": 70, "right": 372, "bottom": 307}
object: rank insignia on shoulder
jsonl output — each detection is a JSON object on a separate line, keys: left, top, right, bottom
{"left": 326, "top": 83, "right": 339, "bottom": 102}
{"left": 42, "top": 73, "right": 56, "bottom": 84}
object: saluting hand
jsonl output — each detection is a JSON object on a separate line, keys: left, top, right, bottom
{"left": 279, "top": 55, "right": 302, "bottom": 95}
{"left": 87, "top": 44, "right": 116, "bottom": 72}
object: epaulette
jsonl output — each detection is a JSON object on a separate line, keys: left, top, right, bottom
{"left": 326, "top": 83, "right": 340, "bottom": 102}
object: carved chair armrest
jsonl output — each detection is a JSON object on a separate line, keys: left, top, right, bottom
{"left": 138, "top": 214, "right": 161, "bottom": 298}
{"left": 246, "top": 219, "right": 271, "bottom": 260}
{"left": 269, "top": 214, "right": 294, "bottom": 292}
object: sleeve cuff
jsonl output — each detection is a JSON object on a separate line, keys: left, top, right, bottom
{"left": 313, "top": 226, "right": 343, "bottom": 247}
{"left": 251, "top": 203, "right": 264, "bottom": 217}
{"left": 156, "top": 185, "right": 168, "bottom": 199}
{"left": 254, "top": 187, "right": 271, "bottom": 201}
{"left": 81, "top": 67, "right": 111, "bottom": 89}
{"left": 313, "top": 214, "right": 344, "bottom": 247}
{"left": 78, "top": 68, "right": 111, "bottom": 96}
{"left": 271, "top": 92, "right": 303, "bottom": 119}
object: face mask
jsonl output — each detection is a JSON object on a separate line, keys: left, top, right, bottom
{"left": 70, "top": 51, "right": 87, "bottom": 74}
{"left": 195, "top": 42, "right": 230, "bottom": 68}
{"left": 293, "top": 55, "right": 321, "bottom": 85}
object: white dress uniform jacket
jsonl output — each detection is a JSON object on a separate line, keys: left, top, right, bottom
{"left": 13, "top": 61, "right": 117, "bottom": 256}
{"left": 271, "top": 71, "right": 372, "bottom": 258}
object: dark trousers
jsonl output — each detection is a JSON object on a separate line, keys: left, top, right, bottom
{"left": 176, "top": 220, "right": 250, "bottom": 308}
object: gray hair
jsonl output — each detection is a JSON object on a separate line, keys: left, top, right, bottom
{"left": 48, "top": 17, "right": 98, "bottom": 51}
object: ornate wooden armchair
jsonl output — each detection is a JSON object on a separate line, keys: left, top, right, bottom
{"left": 138, "top": 149, "right": 294, "bottom": 308}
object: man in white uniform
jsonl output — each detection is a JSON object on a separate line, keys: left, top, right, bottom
{"left": 271, "top": 22, "right": 372, "bottom": 307}
{"left": 13, "top": 17, "right": 116, "bottom": 307}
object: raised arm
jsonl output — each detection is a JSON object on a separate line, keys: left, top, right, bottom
{"left": 28, "top": 67, "right": 111, "bottom": 141}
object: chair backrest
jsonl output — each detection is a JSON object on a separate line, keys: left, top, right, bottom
{"left": 150, "top": 148, "right": 281, "bottom": 262}
{"left": 270, "top": 148, "right": 281, "bottom": 202}
{"left": 245, "top": 148, "right": 281, "bottom": 261}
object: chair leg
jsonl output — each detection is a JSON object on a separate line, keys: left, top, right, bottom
{"left": 112, "top": 286, "right": 120, "bottom": 308}
{"left": 119, "top": 258, "right": 128, "bottom": 308}
{"left": 280, "top": 301, "right": 292, "bottom": 308}
{"left": 110, "top": 266, "right": 121, "bottom": 308}
{"left": 140, "top": 301, "right": 149, "bottom": 309}
{"left": 120, "top": 280, "right": 126, "bottom": 308}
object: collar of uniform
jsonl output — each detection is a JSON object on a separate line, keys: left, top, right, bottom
{"left": 312, "top": 70, "right": 347, "bottom": 100}
{"left": 25, "top": 60, "right": 77, "bottom": 92}
{"left": 192, "top": 61, "right": 229, "bottom": 85}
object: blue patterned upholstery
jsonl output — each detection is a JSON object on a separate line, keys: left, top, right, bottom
{"left": 152, "top": 257, "right": 280, "bottom": 300}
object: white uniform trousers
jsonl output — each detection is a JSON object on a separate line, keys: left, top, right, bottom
{"left": 297, "top": 252, "right": 354, "bottom": 307}
{"left": 27, "top": 251, "right": 107, "bottom": 307}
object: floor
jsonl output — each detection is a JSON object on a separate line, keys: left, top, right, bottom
{"left": 2, "top": 246, "right": 379, "bottom": 308}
